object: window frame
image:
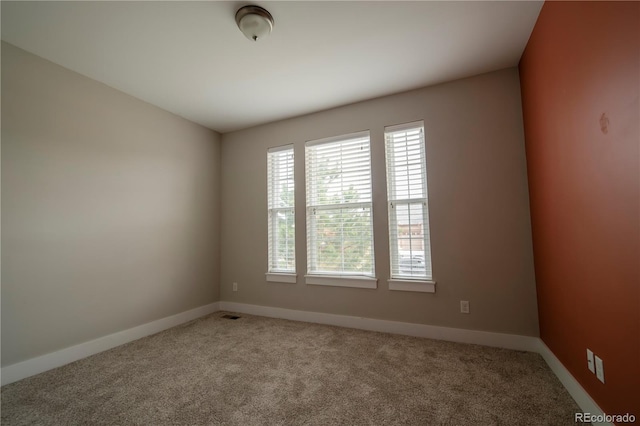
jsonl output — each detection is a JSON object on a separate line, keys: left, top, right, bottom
{"left": 304, "top": 131, "right": 377, "bottom": 289}
{"left": 266, "top": 144, "right": 297, "bottom": 284}
{"left": 384, "top": 121, "right": 435, "bottom": 293}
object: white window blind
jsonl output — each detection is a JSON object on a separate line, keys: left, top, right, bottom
{"left": 267, "top": 145, "right": 295, "bottom": 273}
{"left": 385, "top": 121, "right": 433, "bottom": 280}
{"left": 305, "top": 131, "right": 375, "bottom": 277}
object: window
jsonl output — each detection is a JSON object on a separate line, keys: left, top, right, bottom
{"left": 305, "top": 131, "right": 376, "bottom": 288}
{"left": 267, "top": 145, "right": 296, "bottom": 283}
{"left": 385, "top": 121, "right": 435, "bottom": 292}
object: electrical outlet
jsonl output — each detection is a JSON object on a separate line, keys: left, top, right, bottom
{"left": 233, "top": 282, "right": 238, "bottom": 292}
{"left": 586, "top": 349, "right": 595, "bottom": 373}
{"left": 595, "top": 355, "right": 605, "bottom": 383}
{"left": 460, "top": 300, "right": 470, "bottom": 314}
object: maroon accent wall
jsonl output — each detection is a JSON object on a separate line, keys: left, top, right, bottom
{"left": 519, "top": 1, "right": 639, "bottom": 417}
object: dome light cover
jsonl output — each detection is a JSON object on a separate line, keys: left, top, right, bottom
{"left": 235, "top": 5, "right": 274, "bottom": 42}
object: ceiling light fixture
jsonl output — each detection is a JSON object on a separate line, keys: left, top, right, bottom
{"left": 235, "top": 5, "right": 274, "bottom": 42}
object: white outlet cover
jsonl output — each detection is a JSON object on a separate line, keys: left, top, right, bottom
{"left": 587, "top": 349, "right": 595, "bottom": 373}
{"left": 460, "top": 301, "right": 470, "bottom": 314}
{"left": 595, "top": 355, "right": 605, "bottom": 383}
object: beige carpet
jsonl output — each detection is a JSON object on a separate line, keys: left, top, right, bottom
{"left": 2, "top": 312, "right": 585, "bottom": 425}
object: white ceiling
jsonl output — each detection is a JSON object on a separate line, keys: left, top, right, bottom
{"left": 1, "top": 1, "right": 542, "bottom": 133}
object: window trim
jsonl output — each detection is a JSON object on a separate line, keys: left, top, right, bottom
{"left": 388, "top": 279, "right": 436, "bottom": 293}
{"left": 305, "top": 130, "right": 376, "bottom": 285}
{"left": 384, "top": 120, "right": 434, "bottom": 282}
{"left": 306, "top": 275, "right": 377, "bottom": 289}
{"left": 267, "top": 144, "right": 296, "bottom": 275}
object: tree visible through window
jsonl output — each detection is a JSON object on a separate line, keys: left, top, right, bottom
{"left": 305, "top": 132, "right": 375, "bottom": 276}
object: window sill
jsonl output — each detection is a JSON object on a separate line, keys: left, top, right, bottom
{"left": 266, "top": 273, "right": 297, "bottom": 284}
{"left": 305, "top": 275, "right": 377, "bottom": 289}
{"left": 388, "top": 279, "right": 436, "bottom": 293}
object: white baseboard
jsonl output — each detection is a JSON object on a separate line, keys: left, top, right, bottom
{"left": 534, "top": 339, "right": 611, "bottom": 426}
{"left": 2, "top": 298, "right": 610, "bottom": 426}
{"left": 219, "top": 301, "right": 540, "bottom": 352}
{"left": 1, "top": 302, "right": 220, "bottom": 386}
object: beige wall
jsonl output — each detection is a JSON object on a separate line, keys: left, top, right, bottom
{"left": 221, "top": 67, "right": 539, "bottom": 336}
{"left": 1, "top": 42, "right": 221, "bottom": 366}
